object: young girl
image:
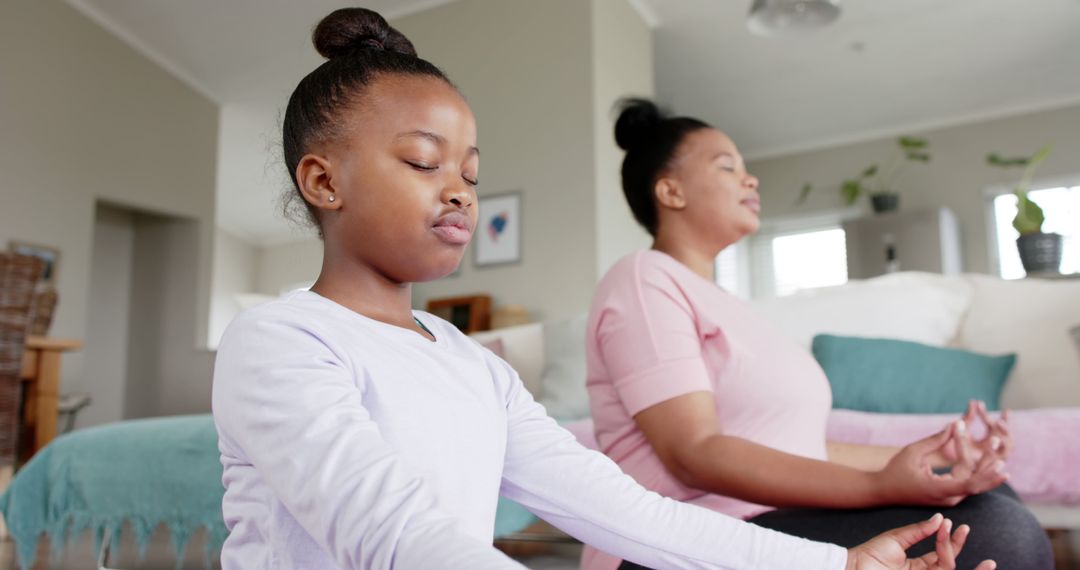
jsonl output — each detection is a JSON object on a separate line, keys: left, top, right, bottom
{"left": 582, "top": 98, "right": 1051, "bottom": 570}
{"left": 212, "top": 8, "right": 993, "bottom": 570}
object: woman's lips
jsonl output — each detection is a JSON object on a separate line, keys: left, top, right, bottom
{"left": 742, "top": 197, "right": 761, "bottom": 214}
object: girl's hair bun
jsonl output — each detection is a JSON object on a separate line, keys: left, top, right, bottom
{"left": 313, "top": 8, "right": 417, "bottom": 60}
{"left": 614, "top": 98, "right": 664, "bottom": 151}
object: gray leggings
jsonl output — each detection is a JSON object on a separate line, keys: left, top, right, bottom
{"left": 618, "top": 485, "right": 1052, "bottom": 570}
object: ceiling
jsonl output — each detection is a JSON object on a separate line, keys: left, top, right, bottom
{"left": 68, "top": 0, "right": 1080, "bottom": 243}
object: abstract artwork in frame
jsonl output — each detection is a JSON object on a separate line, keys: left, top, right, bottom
{"left": 475, "top": 192, "right": 522, "bottom": 267}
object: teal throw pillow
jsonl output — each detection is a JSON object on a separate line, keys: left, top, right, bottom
{"left": 811, "top": 334, "right": 1015, "bottom": 414}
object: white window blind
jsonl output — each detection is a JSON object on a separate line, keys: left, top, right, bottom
{"left": 749, "top": 225, "right": 849, "bottom": 298}
{"left": 714, "top": 244, "right": 747, "bottom": 298}
{"left": 992, "top": 185, "right": 1080, "bottom": 279}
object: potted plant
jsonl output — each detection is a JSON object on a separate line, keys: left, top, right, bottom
{"left": 986, "top": 145, "right": 1061, "bottom": 274}
{"left": 797, "top": 136, "right": 931, "bottom": 214}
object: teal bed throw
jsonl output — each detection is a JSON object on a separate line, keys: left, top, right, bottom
{"left": 0, "top": 415, "right": 228, "bottom": 569}
{"left": 0, "top": 414, "right": 539, "bottom": 568}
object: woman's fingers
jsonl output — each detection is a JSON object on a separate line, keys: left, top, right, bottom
{"left": 951, "top": 421, "right": 976, "bottom": 470}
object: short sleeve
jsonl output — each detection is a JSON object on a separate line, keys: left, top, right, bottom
{"left": 594, "top": 255, "right": 714, "bottom": 416}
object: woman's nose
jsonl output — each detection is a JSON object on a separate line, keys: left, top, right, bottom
{"left": 744, "top": 174, "right": 759, "bottom": 192}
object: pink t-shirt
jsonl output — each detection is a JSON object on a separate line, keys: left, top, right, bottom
{"left": 582, "top": 250, "right": 833, "bottom": 570}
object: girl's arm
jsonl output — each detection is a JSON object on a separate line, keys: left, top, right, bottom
{"left": 213, "top": 314, "right": 523, "bottom": 570}
{"left": 634, "top": 393, "right": 1005, "bottom": 510}
{"left": 495, "top": 361, "right": 849, "bottom": 570}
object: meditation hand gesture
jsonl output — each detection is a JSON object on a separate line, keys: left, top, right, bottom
{"left": 875, "top": 421, "right": 1007, "bottom": 506}
{"left": 952, "top": 400, "right": 1014, "bottom": 462}
{"left": 846, "top": 514, "right": 996, "bottom": 570}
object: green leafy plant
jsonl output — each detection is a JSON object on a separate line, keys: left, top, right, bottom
{"left": 797, "top": 136, "right": 931, "bottom": 206}
{"left": 986, "top": 145, "right": 1052, "bottom": 235}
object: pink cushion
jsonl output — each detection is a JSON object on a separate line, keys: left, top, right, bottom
{"left": 567, "top": 410, "right": 1080, "bottom": 506}
{"left": 827, "top": 408, "right": 1080, "bottom": 505}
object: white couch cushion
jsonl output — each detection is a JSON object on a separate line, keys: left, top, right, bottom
{"left": 752, "top": 272, "right": 972, "bottom": 349}
{"left": 471, "top": 322, "right": 544, "bottom": 396}
{"left": 960, "top": 274, "right": 1080, "bottom": 409}
{"left": 537, "top": 313, "right": 590, "bottom": 421}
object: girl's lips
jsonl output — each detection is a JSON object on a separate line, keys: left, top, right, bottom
{"left": 432, "top": 224, "right": 472, "bottom": 245}
{"left": 433, "top": 211, "right": 473, "bottom": 245}
{"left": 741, "top": 198, "right": 761, "bottom": 214}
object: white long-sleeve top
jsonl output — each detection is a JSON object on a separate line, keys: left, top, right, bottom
{"left": 211, "top": 290, "right": 848, "bottom": 570}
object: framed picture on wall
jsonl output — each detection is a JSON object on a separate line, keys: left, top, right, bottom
{"left": 9, "top": 241, "right": 60, "bottom": 285}
{"left": 475, "top": 191, "right": 522, "bottom": 267}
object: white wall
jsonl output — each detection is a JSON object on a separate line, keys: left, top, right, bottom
{"left": 0, "top": 0, "right": 218, "bottom": 422}
{"left": 80, "top": 205, "right": 136, "bottom": 427}
{"left": 748, "top": 104, "right": 1080, "bottom": 274}
{"left": 592, "top": 0, "right": 655, "bottom": 278}
{"left": 255, "top": 238, "right": 322, "bottom": 296}
{"left": 209, "top": 228, "right": 259, "bottom": 349}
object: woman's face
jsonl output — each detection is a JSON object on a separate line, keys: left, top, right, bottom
{"left": 664, "top": 128, "right": 760, "bottom": 246}
{"left": 315, "top": 74, "right": 479, "bottom": 283}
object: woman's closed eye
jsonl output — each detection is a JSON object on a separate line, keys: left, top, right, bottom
{"left": 463, "top": 174, "right": 478, "bottom": 186}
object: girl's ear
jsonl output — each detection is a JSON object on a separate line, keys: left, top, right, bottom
{"left": 296, "top": 153, "right": 341, "bottom": 210}
{"left": 654, "top": 177, "right": 687, "bottom": 210}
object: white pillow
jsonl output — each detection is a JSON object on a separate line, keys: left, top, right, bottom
{"left": 960, "top": 275, "right": 1080, "bottom": 409}
{"left": 537, "top": 313, "right": 590, "bottom": 421}
{"left": 471, "top": 322, "right": 544, "bottom": 396}
{"left": 752, "top": 272, "right": 973, "bottom": 349}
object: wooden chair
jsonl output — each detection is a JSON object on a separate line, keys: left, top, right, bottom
{"left": 0, "top": 253, "right": 44, "bottom": 467}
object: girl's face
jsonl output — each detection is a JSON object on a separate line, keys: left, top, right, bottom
{"left": 316, "top": 74, "right": 479, "bottom": 283}
{"left": 664, "top": 128, "right": 760, "bottom": 246}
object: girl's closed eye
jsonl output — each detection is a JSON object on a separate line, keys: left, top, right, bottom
{"left": 406, "top": 160, "right": 438, "bottom": 172}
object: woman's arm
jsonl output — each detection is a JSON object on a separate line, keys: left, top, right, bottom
{"left": 634, "top": 392, "right": 1004, "bottom": 509}
{"left": 827, "top": 401, "right": 1009, "bottom": 472}
{"left": 826, "top": 441, "right": 901, "bottom": 472}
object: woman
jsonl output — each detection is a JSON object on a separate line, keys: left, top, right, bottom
{"left": 582, "top": 98, "right": 1050, "bottom": 570}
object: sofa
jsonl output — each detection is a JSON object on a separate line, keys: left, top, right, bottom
{"left": 472, "top": 271, "right": 1080, "bottom": 529}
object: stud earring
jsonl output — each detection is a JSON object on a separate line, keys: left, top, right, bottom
{"left": 328, "top": 195, "right": 336, "bottom": 203}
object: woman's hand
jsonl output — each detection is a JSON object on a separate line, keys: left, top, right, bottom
{"left": 846, "top": 513, "right": 996, "bottom": 570}
{"left": 962, "top": 401, "right": 1013, "bottom": 461}
{"left": 873, "top": 422, "right": 1007, "bottom": 506}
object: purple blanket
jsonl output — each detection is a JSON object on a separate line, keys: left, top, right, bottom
{"left": 827, "top": 408, "right": 1080, "bottom": 505}
{"left": 566, "top": 408, "right": 1080, "bottom": 506}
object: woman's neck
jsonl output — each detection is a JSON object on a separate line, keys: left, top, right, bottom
{"left": 651, "top": 231, "right": 728, "bottom": 282}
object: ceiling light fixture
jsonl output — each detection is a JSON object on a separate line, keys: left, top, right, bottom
{"left": 747, "top": 0, "right": 842, "bottom": 36}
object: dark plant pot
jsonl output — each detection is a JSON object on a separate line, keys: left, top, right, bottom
{"left": 1016, "top": 232, "right": 1063, "bottom": 274}
{"left": 870, "top": 193, "right": 900, "bottom": 214}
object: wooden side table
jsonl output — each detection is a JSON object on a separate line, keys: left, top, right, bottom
{"left": 18, "top": 336, "right": 81, "bottom": 458}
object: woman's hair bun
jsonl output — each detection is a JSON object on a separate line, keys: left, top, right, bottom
{"left": 614, "top": 98, "right": 664, "bottom": 151}
{"left": 313, "top": 8, "right": 417, "bottom": 60}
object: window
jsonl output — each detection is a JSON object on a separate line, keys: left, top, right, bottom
{"left": 768, "top": 228, "right": 849, "bottom": 296}
{"left": 717, "top": 222, "right": 850, "bottom": 299}
{"left": 991, "top": 185, "right": 1080, "bottom": 279}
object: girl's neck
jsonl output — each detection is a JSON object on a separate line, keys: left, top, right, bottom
{"left": 310, "top": 257, "right": 420, "bottom": 335}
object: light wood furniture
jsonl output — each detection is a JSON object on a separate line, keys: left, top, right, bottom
{"left": 19, "top": 336, "right": 81, "bottom": 458}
